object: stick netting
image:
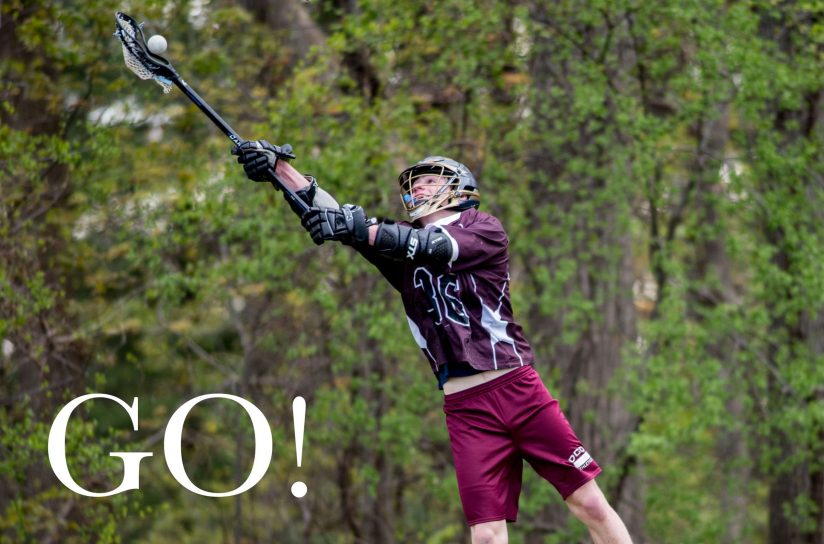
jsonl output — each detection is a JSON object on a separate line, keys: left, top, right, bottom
{"left": 114, "top": 13, "right": 173, "bottom": 93}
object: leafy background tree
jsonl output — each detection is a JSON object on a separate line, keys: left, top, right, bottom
{"left": 1, "top": 0, "right": 822, "bottom": 542}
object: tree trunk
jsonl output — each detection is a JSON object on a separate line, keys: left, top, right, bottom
{"left": 520, "top": 3, "right": 640, "bottom": 538}
{"left": 757, "top": 5, "right": 824, "bottom": 538}
{"left": 239, "top": 0, "right": 327, "bottom": 62}
{"left": 0, "top": 3, "right": 89, "bottom": 539}
{"left": 683, "top": 103, "right": 755, "bottom": 544}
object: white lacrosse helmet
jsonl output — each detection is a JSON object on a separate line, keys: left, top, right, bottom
{"left": 398, "top": 156, "right": 480, "bottom": 221}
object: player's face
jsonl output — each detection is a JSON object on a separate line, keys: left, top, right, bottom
{"left": 411, "top": 174, "right": 447, "bottom": 200}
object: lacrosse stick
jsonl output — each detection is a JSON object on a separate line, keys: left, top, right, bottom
{"left": 113, "top": 11, "right": 309, "bottom": 213}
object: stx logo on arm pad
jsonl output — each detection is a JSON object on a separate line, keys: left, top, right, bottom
{"left": 406, "top": 235, "right": 419, "bottom": 259}
{"left": 375, "top": 222, "right": 454, "bottom": 269}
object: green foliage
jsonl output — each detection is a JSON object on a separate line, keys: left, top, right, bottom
{"left": 0, "top": 407, "right": 148, "bottom": 543}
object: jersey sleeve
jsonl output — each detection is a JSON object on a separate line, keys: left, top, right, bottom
{"left": 439, "top": 214, "right": 508, "bottom": 271}
{"left": 352, "top": 244, "right": 406, "bottom": 292}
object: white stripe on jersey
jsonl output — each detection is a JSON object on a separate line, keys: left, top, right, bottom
{"left": 469, "top": 274, "right": 524, "bottom": 369}
{"left": 406, "top": 315, "right": 435, "bottom": 364}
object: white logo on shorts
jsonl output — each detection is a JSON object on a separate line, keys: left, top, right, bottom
{"left": 568, "top": 446, "right": 593, "bottom": 470}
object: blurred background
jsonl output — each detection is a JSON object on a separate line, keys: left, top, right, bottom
{"left": 1, "top": 1, "right": 823, "bottom": 542}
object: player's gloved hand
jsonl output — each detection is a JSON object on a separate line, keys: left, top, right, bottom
{"left": 301, "top": 205, "right": 370, "bottom": 246}
{"left": 231, "top": 140, "right": 296, "bottom": 183}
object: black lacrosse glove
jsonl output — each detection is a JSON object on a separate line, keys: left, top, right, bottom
{"left": 231, "top": 140, "right": 296, "bottom": 183}
{"left": 301, "top": 205, "right": 371, "bottom": 246}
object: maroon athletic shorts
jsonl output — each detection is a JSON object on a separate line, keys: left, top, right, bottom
{"left": 443, "top": 365, "right": 601, "bottom": 526}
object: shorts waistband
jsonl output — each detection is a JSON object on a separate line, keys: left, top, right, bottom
{"left": 443, "top": 364, "right": 533, "bottom": 405}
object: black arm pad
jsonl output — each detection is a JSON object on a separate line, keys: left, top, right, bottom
{"left": 284, "top": 176, "right": 319, "bottom": 217}
{"left": 373, "top": 222, "right": 454, "bottom": 268}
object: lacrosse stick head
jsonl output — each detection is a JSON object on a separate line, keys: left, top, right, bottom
{"left": 114, "top": 12, "right": 177, "bottom": 93}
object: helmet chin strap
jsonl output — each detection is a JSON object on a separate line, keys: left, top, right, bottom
{"left": 453, "top": 198, "right": 480, "bottom": 211}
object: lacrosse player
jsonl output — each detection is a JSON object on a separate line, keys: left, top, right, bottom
{"left": 233, "top": 141, "right": 632, "bottom": 544}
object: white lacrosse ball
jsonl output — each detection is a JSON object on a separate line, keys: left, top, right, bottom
{"left": 147, "top": 34, "right": 167, "bottom": 54}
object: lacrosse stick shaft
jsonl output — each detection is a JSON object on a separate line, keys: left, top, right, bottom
{"left": 171, "top": 76, "right": 310, "bottom": 213}
{"left": 172, "top": 77, "right": 242, "bottom": 146}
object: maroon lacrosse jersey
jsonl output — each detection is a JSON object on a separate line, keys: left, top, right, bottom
{"left": 358, "top": 208, "right": 534, "bottom": 380}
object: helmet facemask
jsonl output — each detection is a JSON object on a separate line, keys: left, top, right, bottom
{"left": 398, "top": 158, "right": 480, "bottom": 221}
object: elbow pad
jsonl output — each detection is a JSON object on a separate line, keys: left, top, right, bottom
{"left": 374, "top": 222, "right": 454, "bottom": 268}
{"left": 285, "top": 177, "right": 340, "bottom": 217}
{"left": 285, "top": 176, "right": 320, "bottom": 217}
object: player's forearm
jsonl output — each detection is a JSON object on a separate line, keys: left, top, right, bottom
{"left": 275, "top": 160, "right": 340, "bottom": 209}
{"left": 275, "top": 160, "right": 311, "bottom": 192}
